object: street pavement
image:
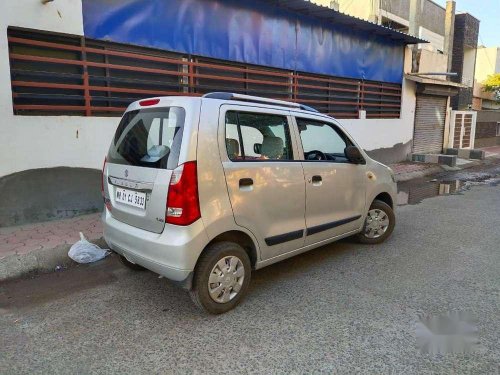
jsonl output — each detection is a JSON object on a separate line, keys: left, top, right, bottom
{"left": 1, "top": 180, "right": 500, "bottom": 374}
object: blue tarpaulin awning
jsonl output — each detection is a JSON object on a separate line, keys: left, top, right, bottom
{"left": 82, "top": 0, "right": 426, "bottom": 83}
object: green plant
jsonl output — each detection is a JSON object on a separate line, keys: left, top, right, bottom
{"left": 482, "top": 74, "right": 500, "bottom": 100}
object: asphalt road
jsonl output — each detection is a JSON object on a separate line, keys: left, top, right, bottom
{"left": 1, "top": 179, "right": 500, "bottom": 374}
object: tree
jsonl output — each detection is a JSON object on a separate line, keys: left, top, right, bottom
{"left": 482, "top": 73, "right": 500, "bottom": 100}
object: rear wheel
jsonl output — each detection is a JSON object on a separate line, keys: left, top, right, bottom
{"left": 118, "top": 254, "right": 146, "bottom": 271}
{"left": 356, "top": 200, "right": 395, "bottom": 244}
{"left": 189, "top": 242, "right": 251, "bottom": 314}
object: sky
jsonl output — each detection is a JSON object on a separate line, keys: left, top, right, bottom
{"left": 435, "top": 0, "right": 499, "bottom": 47}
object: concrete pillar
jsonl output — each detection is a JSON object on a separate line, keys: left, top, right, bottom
{"left": 409, "top": 0, "right": 421, "bottom": 72}
{"left": 444, "top": 1, "right": 456, "bottom": 78}
{"left": 369, "top": 0, "right": 380, "bottom": 24}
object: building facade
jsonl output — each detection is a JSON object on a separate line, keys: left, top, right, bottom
{"left": 315, "top": 0, "right": 471, "bottom": 156}
{"left": 472, "top": 46, "right": 500, "bottom": 147}
{"left": 450, "top": 12, "right": 480, "bottom": 110}
{"left": 473, "top": 111, "right": 500, "bottom": 148}
{"left": 473, "top": 47, "right": 500, "bottom": 111}
{"left": 319, "top": 0, "right": 489, "bottom": 155}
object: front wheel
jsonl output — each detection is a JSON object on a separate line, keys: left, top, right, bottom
{"left": 189, "top": 242, "right": 251, "bottom": 314}
{"left": 356, "top": 200, "right": 395, "bottom": 244}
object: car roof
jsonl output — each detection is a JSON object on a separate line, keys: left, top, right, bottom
{"left": 125, "top": 93, "right": 335, "bottom": 121}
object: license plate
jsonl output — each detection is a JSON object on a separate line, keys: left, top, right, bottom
{"left": 115, "top": 188, "right": 146, "bottom": 209}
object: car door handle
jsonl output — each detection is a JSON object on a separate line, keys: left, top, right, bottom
{"left": 239, "top": 178, "right": 253, "bottom": 187}
{"left": 311, "top": 175, "right": 322, "bottom": 183}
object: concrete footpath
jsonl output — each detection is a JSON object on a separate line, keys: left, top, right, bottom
{"left": 1, "top": 146, "right": 500, "bottom": 281}
{"left": 0, "top": 214, "right": 105, "bottom": 280}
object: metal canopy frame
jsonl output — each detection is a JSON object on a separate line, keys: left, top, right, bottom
{"left": 262, "top": 0, "right": 427, "bottom": 45}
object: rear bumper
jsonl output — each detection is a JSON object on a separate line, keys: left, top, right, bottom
{"left": 102, "top": 210, "right": 209, "bottom": 287}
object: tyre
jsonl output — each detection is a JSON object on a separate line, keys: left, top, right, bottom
{"left": 189, "top": 241, "right": 251, "bottom": 314}
{"left": 118, "top": 254, "right": 146, "bottom": 271}
{"left": 356, "top": 200, "right": 395, "bottom": 244}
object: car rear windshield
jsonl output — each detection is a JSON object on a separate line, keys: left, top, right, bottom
{"left": 107, "top": 107, "right": 185, "bottom": 170}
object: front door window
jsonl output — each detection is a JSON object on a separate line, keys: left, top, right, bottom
{"left": 297, "top": 118, "right": 350, "bottom": 162}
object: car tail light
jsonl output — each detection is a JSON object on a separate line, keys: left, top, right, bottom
{"left": 139, "top": 98, "right": 160, "bottom": 107}
{"left": 105, "top": 200, "right": 113, "bottom": 212}
{"left": 166, "top": 161, "right": 200, "bottom": 226}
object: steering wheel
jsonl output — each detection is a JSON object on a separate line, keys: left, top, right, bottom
{"left": 305, "top": 150, "right": 327, "bottom": 161}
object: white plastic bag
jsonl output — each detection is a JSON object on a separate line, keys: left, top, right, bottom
{"left": 68, "top": 232, "right": 110, "bottom": 264}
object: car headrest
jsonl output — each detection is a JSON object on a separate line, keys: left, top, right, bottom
{"left": 226, "top": 138, "right": 240, "bottom": 159}
{"left": 261, "top": 136, "right": 284, "bottom": 159}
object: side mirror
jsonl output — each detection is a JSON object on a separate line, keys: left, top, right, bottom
{"left": 254, "top": 143, "right": 262, "bottom": 154}
{"left": 345, "top": 146, "right": 365, "bottom": 164}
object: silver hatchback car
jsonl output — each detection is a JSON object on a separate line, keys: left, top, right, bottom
{"left": 102, "top": 93, "right": 397, "bottom": 314}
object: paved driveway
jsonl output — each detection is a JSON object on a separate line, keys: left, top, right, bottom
{"left": 1, "top": 182, "right": 499, "bottom": 374}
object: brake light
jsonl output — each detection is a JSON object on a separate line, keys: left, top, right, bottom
{"left": 139, "top": 98, "right": 160, "bottom": 106}
{"left": 166, "top": 161, "right": 200, "bottom": 226}
{"left": 105, "top": 200, "right": 113, "bottom": 212}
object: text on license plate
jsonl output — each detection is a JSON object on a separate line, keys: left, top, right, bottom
{"left": 115, "top": 188, "right": 146, "bottom": 209}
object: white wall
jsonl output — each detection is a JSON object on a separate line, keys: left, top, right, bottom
{"left": 475, "top": 47, "right": 500, "bottom": 82}
{"left": 418, "top": 27, "right": 445, "bottom": 52}
{"left": 0, "top": 0, "right": 117, "bottom": 178}
{"left": 342, "top": 78, "right": 416, "bottom": 153}
{"left": 418, "top": 49, "right": 448, "bottom": 78}
{"left": 312, "top": 0, "right": 374, "bottom": 21}
{"left": 342, "top": 46, "right": 416, "bottom": 154}
{"left": 462, "top": 47, "right": 476, "bottom": 88}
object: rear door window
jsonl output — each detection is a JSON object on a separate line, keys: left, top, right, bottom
{"left": 225, "top": 111, "right": 293, "bottom": 161}
{"left": 108, "top": 107, "right": 185, "bottom": 170}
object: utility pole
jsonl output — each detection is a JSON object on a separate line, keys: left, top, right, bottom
{"left": 443, "top": 1, "right": 456, "bottom": 79}
{"left": 409, "top": 0, "right": 421, "bottom": 73}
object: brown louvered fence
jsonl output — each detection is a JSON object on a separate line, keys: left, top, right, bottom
{"left": 8, "top": 27, "right": 402, "bottom": 119}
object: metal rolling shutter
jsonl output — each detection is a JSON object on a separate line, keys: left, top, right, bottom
{"left": 413, "top": 95, "right": 447, "bottom": 154}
